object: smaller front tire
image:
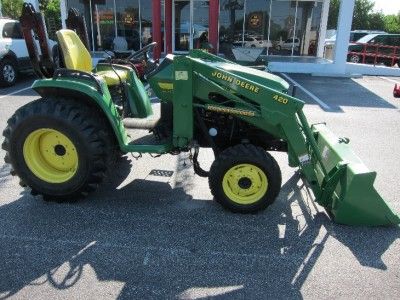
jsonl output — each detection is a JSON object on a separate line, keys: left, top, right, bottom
{"left": 209, "top": 144, "right": 282, "bottom": 214}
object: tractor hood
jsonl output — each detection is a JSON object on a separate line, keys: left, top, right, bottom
{"left": 207, "top": 61, "right": 290, "bottom": 93}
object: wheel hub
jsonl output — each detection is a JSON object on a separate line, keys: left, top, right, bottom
{"left": 238, "top": 177, "right": 252, "bottom": 189}
{"left": 222, "top": 164, "right": 268, "bottom": 205}
{"left": 23, "top": 128, "right": 79, "bottom": 183}
{"left": 3, "top": 64, "right": 15, "bottom": 82}
{"left": 54, "top": 144, "right": 67, "bottom": 156}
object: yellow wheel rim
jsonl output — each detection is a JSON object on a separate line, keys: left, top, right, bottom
{"left": 23, "top": 128, "right": 79, "bottom": 183}
{"left": 222, "top": 164, "right": 268, "bottom": 205}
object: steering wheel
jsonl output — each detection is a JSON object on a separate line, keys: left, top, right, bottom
{"left": 127, "top": 42, "right": 157, "bottom": 61}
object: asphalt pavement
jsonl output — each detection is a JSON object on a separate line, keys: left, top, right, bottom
{"left": 0, "top": 74, "right": 399, "bottom": 299}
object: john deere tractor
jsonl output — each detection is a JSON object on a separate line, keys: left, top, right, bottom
{"left": 2, "top": 3, "right": 399, "bottom": 226}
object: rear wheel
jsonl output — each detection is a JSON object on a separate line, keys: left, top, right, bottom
{"left": 0, "top": 59, "right": 17, "bottom": 86}
{"left": 2, "top": 98, "right": 114, "bottom": 201}
{"left": 209, "top": 144, "right": 281, "bottom": 213}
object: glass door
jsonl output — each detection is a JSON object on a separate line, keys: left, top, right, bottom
{"left": 173, "top": 0, "right": 209, "bottom": 52}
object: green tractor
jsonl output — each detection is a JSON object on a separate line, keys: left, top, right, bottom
{"left": 2, "top": 3, "right": 399, "bottom": 226}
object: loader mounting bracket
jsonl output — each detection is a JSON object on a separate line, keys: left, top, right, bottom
{"left": 317, "top": 162, "right": 347, "bottom": 209}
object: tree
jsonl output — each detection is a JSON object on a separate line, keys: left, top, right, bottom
{"left": 384, "top": 13, "right": 400, "bottom": 33}
{"left": 368, "top": 12, "right": 385, "bottom": 30}
{"left": 1, "top": 0, "right": 24, "bottom": 19}
{"left": 327, "top": 0, "right": 386, "bottom": 31}
{"left": 44, "top": 0, "right": 61, "bottom": 25}
{"left": 327, "top": 0, "right": 340, "bottom": 30}
{"left": 352, "top": 0, "right": 375, "bottom": 29}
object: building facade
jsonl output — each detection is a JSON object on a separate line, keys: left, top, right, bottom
{"left": 61, "top": 0, "right": 329, "bottom": 60}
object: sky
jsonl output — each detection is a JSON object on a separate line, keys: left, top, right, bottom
{"left": 373, "top": 0, "right": 400, "bottom": 15}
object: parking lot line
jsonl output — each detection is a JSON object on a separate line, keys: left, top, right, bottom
{"left": 378, "top": 76, "right": 399, "bottom": 84}
{"left": 0, "top": 86, "right": 31, "bottom": 100}
{"left": 280, "top": 73, "right": 331, "bottom": 110}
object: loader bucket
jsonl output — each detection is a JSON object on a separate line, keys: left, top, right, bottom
{"left": 311, "top": 124, "right": 400, "bottom": 226}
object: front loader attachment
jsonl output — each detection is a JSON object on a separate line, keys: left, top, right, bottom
{"left": 310, "top": 124, "right": 400, "bottom": 226}
{"left": 165, "top": 52, "right": 399, "bottom": 226}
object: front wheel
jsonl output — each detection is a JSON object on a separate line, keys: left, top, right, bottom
{"left": 209, "top": 144, "right": 282, "bottom": 213}
{"left": 2, "top": 98, "right": 113, "bottom": 201}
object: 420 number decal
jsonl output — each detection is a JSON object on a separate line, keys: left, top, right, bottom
{"left": 273, "top": 94, "right": 289, "bottom": 104}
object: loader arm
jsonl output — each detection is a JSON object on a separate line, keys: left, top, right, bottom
{"left": 170, "top": 53, "right": 400, "bottom": 226}
{"left": 19, "top": 2, "right": 55, "bottom": 78}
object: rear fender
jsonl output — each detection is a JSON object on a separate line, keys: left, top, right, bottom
{"left": 32, "top": 78, "right": 129, "bottom": 150}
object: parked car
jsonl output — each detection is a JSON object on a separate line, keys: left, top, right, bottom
{"left": 325, "top": 30, "right": 387, "bottom": 45}
{"left": 233, "top": 36, "right": 272, "bottom": 48}
{"left": 347, "top": 33, "right": 400, "bottom": 66}
{"left": 0, "top": 18, "right": 57, "bottom": 86}
{"left": 275, "top": 38, "right": 300, "bottom": 51}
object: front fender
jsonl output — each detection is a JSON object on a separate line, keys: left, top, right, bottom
{"left": 32, "top": 77, "right": 129, "bottom": 149}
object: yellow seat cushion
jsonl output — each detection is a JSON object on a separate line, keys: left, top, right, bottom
{"left": 56, "top": 30, "right": 92, "bottom": 72}
{"left": 57, "top": 30, "right": 129, "bottom": 86}
{"left": 96, "top": 69, "right": 129, "bottom": 86}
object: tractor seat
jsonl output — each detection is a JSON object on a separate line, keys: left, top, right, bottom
{"left": 95, "top": 69, "right": 128, "bottom": 86}
{"left": 56, "top": 29, "right": 128, "bottom": 86}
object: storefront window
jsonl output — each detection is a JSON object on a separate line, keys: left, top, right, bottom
{"left": 115, "top": 0, "right": 140, "bottom": 51}
{"left": 193, "top": 0, "right": 209, "bottom": 50}
{"left": 67, "top": 0, "right": 93, "bottom": 49}
{"left": 244, "top": 0, "right": 272, "bottom": 52}
{"left": 269, "top": 0, "right": 297, "bottom": 56}
{"left": 142, "top": 1, "right": 161, "bottom": 48}
{"left": 174, "top": 0, "right": 191, "bottom": 51}
{"left": 219, "top": 0, "right": 323, "bottom": 58}
{"left": 66, "top": 0, "right": 158, "bottom": 52}
{"left": 219, "top": 0, "right": 245, "bottom": 59}
{"left": 92, "top": 0, "right": 116, "bottom": 51}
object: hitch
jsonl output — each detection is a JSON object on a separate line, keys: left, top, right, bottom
{"left": 20, "top": 3, "right": 55, "bottom": 78}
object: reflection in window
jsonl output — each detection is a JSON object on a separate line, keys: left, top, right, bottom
{"left": 219, "top": 0, "right": 245, "bottom": 59}
{"left": 244, "top": 0, "right": 272, "bottom": 53}
{"left": 115, "top": 0, "right": 140, "bottom": 51}
{"left": 93, "top": 0, "right": 116, "bottom": 51}
{"left": 66, "top": 0, "right": 159, "bottom": 52}
{"left": 175, "top": 0, "right": 191, "bottom": 51}
{"left": 219, "top": 0, "right": 324, "bottom": 58}
{"left": 67, "top": 0, "right": 93, "bottom": 49}
{"left": 142, "top": 0, "right": 162, "bottom": 49}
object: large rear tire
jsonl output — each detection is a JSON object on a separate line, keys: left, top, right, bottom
{"left": 209, "top": 144, "right": 282, "bottom": 213}
{"left": 2, "top": 98, "right": 114, "bottom": 201}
